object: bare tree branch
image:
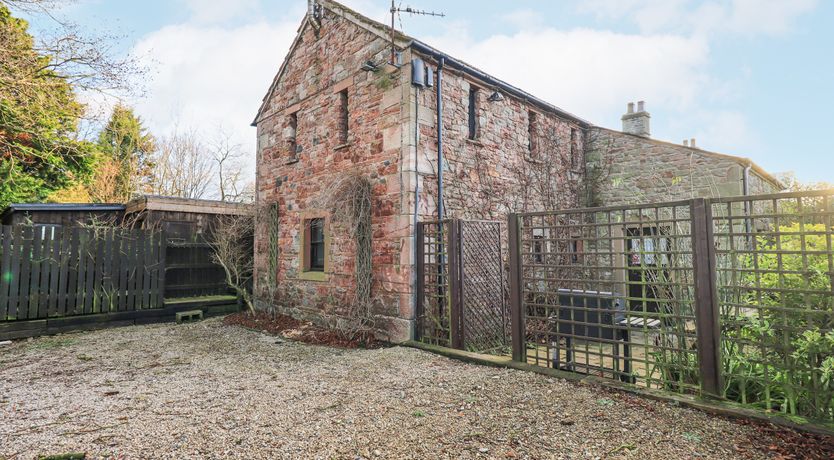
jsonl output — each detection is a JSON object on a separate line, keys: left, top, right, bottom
{"left": 148, "top": 128, "right": 214, "bottom": 199}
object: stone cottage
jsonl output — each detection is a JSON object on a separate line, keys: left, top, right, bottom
{"left": 252, "top": 0, "right": 781, "bottom": 341}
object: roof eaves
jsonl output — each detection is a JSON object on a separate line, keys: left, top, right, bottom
{"left": 409, "top": 39, "right": 592, "bottom": 128}
{"left": 4, "top": 203, "right": 126, "bottom": 212}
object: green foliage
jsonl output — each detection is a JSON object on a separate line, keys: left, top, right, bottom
{"left": 722, "top": 223, "right": 834, "bottom": 420}
{"left": 96, "top": 104, "right": 155, "bottom": 201}
{"left": 0, "top": 5, "right": 96, "bottom": 208}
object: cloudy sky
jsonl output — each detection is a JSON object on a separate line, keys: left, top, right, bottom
{"left": 21, "top": 0, "right": 834, "bottom": 184}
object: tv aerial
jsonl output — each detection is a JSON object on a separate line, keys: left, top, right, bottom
{"left": 389, "top": 1, "right": 445, "bottom": 64}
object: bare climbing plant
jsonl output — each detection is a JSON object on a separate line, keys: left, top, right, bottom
{"left": 208, "top": 209, "right": 256, "bottom": 313}
{"left": 322, "top": 172, "right": 374, "bottom": 339}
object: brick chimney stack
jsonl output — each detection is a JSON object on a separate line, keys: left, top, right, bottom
{"left": 622, "top": 100, "right": 651, "bottom": 138}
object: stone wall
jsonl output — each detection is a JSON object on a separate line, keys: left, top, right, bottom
{"left": 585, "top": 127, "right": 781, "bottom": 207}
{"left": 254, "top": 3, "right": 780, "bottom": 343}
{"left": 254, "top": 10, "right": 413, "bottom": 340}
{"left": 253, "top": 10, "right": 589, "bottom": 342}
{"left": 408, "top": 53, "right": 586, "bottom": 221}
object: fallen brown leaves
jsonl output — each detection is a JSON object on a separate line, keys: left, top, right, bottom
{"left": 732, "top": 419, "right": 834, "bottom": 460}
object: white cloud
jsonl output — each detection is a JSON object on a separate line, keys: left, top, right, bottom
{"left": 125, "top": 12, "right": 301, "bottom": 195}
{"left": 120, "top": 0, "right": 818, "bottom": 193}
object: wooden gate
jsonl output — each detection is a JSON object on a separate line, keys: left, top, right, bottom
{"left": 415, "top": 219, "right": 509, "bottom": 354}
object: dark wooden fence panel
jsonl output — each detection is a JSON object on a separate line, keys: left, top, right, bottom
{"left": 0, "top": 226, "right": 165, "bottom": 321}
{"left": 164, "top": 241, "right": 230, "bottom": 299}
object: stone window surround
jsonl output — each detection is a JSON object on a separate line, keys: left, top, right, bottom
{"left": 333, "top": 76, "right": 353, "bottom": 150}
{"left": 298, "top": 210, "right": 331, "bottom": 282}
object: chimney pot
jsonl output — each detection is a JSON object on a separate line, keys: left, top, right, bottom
{"left": 690, "top": 138, "right": 696, "bottom": 148}
{"left": 683, "top": 140, "right": 689, "bottom": 147}
{"left": 621, "top": 100, "right": 651, "bottom": 138}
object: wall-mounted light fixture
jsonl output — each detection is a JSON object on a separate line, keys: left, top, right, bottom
{"left": 487, "top": 91, "right": 504, "bottom": 102}
{"left": 361, "top": 60, "right": 379, "bottom": 72}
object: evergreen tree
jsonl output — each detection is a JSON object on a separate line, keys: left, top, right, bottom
{"left": 96, "top": 104, "right": 155, "bottom": 202}
{"left": 0, "top": 5, "right": 96, "bottom": 208}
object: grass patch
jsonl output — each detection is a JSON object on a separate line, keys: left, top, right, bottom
{"left": 30, "top": 337, "right": 78, "bottom": 350}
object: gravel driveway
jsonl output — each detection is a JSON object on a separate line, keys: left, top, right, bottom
{"left": 0, "top": 318, "right": 821, "bottom": 459}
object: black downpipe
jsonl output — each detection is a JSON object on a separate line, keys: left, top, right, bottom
{"left": 436, "top": 57, "right": 445, "bottom": 221}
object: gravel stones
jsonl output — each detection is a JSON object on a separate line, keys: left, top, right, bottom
{"left": 0, "top": 318, "right": 826, "bottom": 459}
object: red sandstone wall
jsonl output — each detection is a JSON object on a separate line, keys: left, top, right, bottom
{"left": 254, "top": 11, "right": 412, "bottom": 339}
{"left": 254, "top": 8, "right": 587, "bottom": 342}
{"left": 408, "top": 55, "right": 586, "bottom": 222}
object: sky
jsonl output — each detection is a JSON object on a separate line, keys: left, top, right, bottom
{"left": 17, "top": 0, "right": 834, "bottom": 185}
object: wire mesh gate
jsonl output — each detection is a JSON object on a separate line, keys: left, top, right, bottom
{"left": 416, "top": 219, "right": 509, "bottom": 354}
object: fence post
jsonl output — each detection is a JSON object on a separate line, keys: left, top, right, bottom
{"left": 448, "top": 219, "right": 463, "bottom": 349}
{"left": 691, "top": 198, "right": 723, "bottom": 397}
{"left": 157, "top": 231, "right": 167, "bottom": 309}
{"left": 414, "top": 223, "right": 425, "bottom": 341}
{"left": 508, "top": 213, "right": 525, "bottom": 363}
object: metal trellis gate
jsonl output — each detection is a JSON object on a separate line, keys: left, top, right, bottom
{"left": 416, "top": 219, "right": 509, "bottom": 354}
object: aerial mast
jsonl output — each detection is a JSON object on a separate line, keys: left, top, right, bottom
{"left": 389, "top": 1, "right": 445, "bottom": 65}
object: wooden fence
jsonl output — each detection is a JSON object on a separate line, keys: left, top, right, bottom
{"left": 0, "top": 225, "right": 165, "bottom": 321}
{"left": 0, "top": 224, "right": 243, "bottom": 340}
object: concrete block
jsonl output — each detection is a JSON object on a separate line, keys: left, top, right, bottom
{"left": 175, "top": 310, "right": 204, "bottom": 324}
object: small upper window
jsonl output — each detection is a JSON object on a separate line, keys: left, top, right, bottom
{"left": 287, "top": 112, "right": 298, "bottom": 157}
{"left": 306, "top": 218, "right": 325, "bottom": 272}
{"left": 570, "top": 128, "right": 579, "bottom": 170}
{"left": 468, "top": 86, "right": 479, "bottom": 140}
{"left": 338, "top": 89, "right": 349, "bottom": 145}
{"left": 528, "top": 111, "right": 538, "bottom": 155}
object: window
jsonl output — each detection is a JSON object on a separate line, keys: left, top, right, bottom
{"left": 288, "top": 112, "right": 298, "bottom": 158}
{"left": 338, "top": 89, "right": 349, "bottom": 145}
{"left": 532, "top": 228, "right": 546, "bottom": 264}
{"left": 570, "top": 128, "right": 579, "bottom": 170}
{"left": 468, "top": 86, "right": 479, "bottom": 140}
{"left": 306, "top": 218, "right": 325, "bottom": 272}
{"left": 627, "top": 227, "right": 670, "bottom": 267}
{"left": 528, "top": 111, "right": 538, "bottom": 155}
{"left": 569, "top": 239, "right": 583, "bottom": 264}
{"left": 533, "top": 235, "right": 544, "bottom": 264}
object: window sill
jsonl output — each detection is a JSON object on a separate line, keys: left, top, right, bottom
{"left": 334, "top": 142, "right": 352, "bottom": 151}
{"left": 465, "top": 138, "right": 483, "bottom": 147}
{"left": 524, "top": 154, "right": 543, "bottom": 164}
{"left": 285, "top": 156, "right": 299, "bottom": 165}
{"left": 298, "top": 271, "right": 328, "bottom": 282}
